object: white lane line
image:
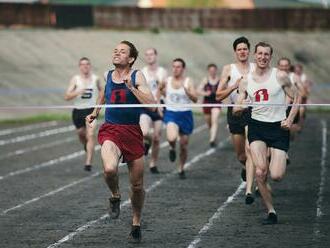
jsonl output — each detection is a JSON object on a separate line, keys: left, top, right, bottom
{"left": 187, "top": 181, "right": 245, "bottom": 248}
{"left": 0, "top": 125, "right": 75, "bottom": 146}
{"left": 1, "top": 171, "right": 102, "bottom": 215}
{"left": 0, "top": 123, "right": 210, "bottom": 181}
{"left": 46, "top": 138, "right": 230, "bottom": 248}
{"left": 0, "top": 124, "right": 209, "bottom": 212}
{"left": 0, "top": 137, "right": 76, "bottom": 160}
{"left": 0, "top": 121, "right": 58, "bottom": 136}
{"left": 313, "top": 120, "right": 328, "bottom": 238}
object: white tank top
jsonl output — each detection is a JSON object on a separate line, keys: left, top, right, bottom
{"left": 247, "top": 68, "right": 286, "bottom": 122}
{"left": 142, "top": 66, "right": 167, "bottom": 98}
{"left": 228, "top": 63, "right": 255, "bottom": 103}
{"left": 73, "top": 74, "right": 99, "bottom": 109}
{"left": 165, "top": 77, "right": 192, "bottom": 112}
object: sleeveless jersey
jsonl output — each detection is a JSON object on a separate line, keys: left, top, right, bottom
{"left": 165, "top": 77, "right": 192, "bottom": 112}
{"left": 247, "top": 68, "right": 286, "bottom": 123}
{"left": 104, "top": 70, "right": 141, "bottom": 125}
{"left": 73, "top": 74, "right": 99, "bottom": 109}
{"left": 141, "top": 66, "right": 167, "bottom": 98}
{"left": 203, "top": 79, "right": 220, "bottom": 103}
{"left": 228, "top": 63, "right": 255, "bottom": 103}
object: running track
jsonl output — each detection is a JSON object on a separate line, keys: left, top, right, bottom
{"left": 0, "top": 113, "right": 329, "bottom": 248}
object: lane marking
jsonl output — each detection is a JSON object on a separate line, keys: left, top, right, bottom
{"left": 0, "top": 137, "right": 76, "bottom": 160}
{"left": 46, "top": 139, "right": 230, "bottom": 248}
{"left": 0, "top": 121, "right": 58, "bottom": 136}
{"left": 187, "top": 182, "right": 245, "bottom": 248}
{"left": 313, "top": 120, "right": 328, "bottom": 239}
{"left": 0, "top": 125, "right": 75, "bottom": 146}
{"left": 0, "top": 123, "right": 212, "bottom": 212}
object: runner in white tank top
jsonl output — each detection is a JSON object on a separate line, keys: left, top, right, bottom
{"left": 139, "top": 48, "right": 168, "bottom": 174}
{"left": 64, "top": 57, "right": 103, "bottom": 171}
{"left": 159, "top": 58, "right": 198, "bottom": 179}
{"left": 216, "top": 36, "right": 255, "bottom": 204}
{"left": 235, "top": 42, "right": 299, "bottom": 225}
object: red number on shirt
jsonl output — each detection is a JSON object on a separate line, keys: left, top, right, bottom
{"left": 110, "top": 89, "right": 127, "bottom": 103}
{"left": 254, "top": 88, "right": 269, "bottom": 102}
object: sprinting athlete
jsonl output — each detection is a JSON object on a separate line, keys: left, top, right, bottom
{"left": 64, "top": 57, "right": 102, "bottom": 171}
{"left": 235, "top": 42, "right": 298, "bottom": 224}
{"left": 86, "top": 41, "right": 156, "bottom": 242}
{"left": 216, "top": 36, "right": 255, "bottom": 204}
{"left": 197, "top": 63, "right": 221, "bottom": 147}
{"left": 140, "top": 48, "right": 167, "bottom": 174}
{"left": 159, "top": 58, "right": 198, "bottom": 179}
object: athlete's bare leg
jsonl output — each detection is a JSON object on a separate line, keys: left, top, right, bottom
{"left": 231, "top": 134, "right": 246, "bottom": 165}
{"left": 204, "top": 113, "right": 211, "bottom": 129}
{"left": 179, "top": 134, "right": 189, "bottom": 172}
{"left": 101, "top": 140, "right": 122, "bottom": 198}
{"left": 166, "top": 122, "right": 179, "bottom": 150}
{"left": 245, "top": 136, "right": 254, "bottom": 195}
{"left": 250, "top": 141, "right": 275, "bottom": 213}
{"left": 149, "top": 120, "right": 162, "bottom": 168}
{"left": 85, "top": 120, "right": 96, "bottom": 165}
{"left": 140, "top": 114, "right": 153, "bottom": 151}
{"left": 210, "top": 108, "right": 221, "bottom": 144}
{"left": 128, "top": 157, "right": 145, "bottom": 226}
{"left": 77, "top": 127, "right": 87, "bottom": 145}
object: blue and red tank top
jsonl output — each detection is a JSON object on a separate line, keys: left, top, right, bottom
{"left": 104, "top": 70, "right": 141, "bottom": 125}
{"left": 203, "top": 80, "right": 221, "bottom": 103}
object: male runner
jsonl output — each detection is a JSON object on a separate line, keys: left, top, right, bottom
{"left": 64, "top": 57, "right": 102, "bottom": 171}
{"left": 86, "top": 41, "right": 156, "bottom": 242}
{"left": 216, "top": 36, "right": 255, "bottom": 204}
{"left": 235, "top": 42, "right": 298, "bottom": 224}
{"left": 140, "top": 48, "right": 167, "bottom": 174}
{"left": 197, "top": 63, "right": 221, "bottom": 147}
{"left": 159, "top": 58, "right": 198, "bottom": 179}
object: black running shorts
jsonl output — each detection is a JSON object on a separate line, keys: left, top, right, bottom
{"left": 248, "top": 118, "right": 290, "bottom": 152}
{"left": 227, "top": 107, "right": 251, "bottom": 135}
{"left": 72, "top": 108, "right": 94, "bottom": 129}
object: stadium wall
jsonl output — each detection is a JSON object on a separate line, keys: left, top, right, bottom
{"left": 0, "top": 3, "right": 329, "bottom": 30}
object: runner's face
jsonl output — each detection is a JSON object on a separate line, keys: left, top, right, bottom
{"left": 112, "top": 43, "right": 132, "bottom": 67}
{"left": 278, "top": 60, "right": 290, "bottom": 72}
{"left": 294, "top": 65, "right": 303, "bottom": 75}
{"left": 79, "top": 60, "right": 91, "bottom": 75}
{"left": 145, "top": 49, "right": 157, "bottom": 65}
{"left": 255, "top": 46, "right": 272, "bottom": 69}
{"left": 208, "top": 66, "right": 217, "bottom": 78}
{"left": 172, "top": 61, "right": 184, "bottom": 77}
{"left": 235, "top": 43, "right": 249, "bottom": 62}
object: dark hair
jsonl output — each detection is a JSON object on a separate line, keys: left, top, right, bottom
{"left": 207, "top": 63, "right": 217, "bottom": 69}
{"left": 254, "top": 42, "right": 273, "bottom": 55}
{"left": 173, "top": 58, "right": 186, "bottom": 68}
{"left": 79, "top": 57, "right": 90, "bottom": 64}
{"left": 233, "top": 36, "right": 250, "bottom": 51}
{"left": 278, "top": 57, "right": 291, "bottom": 65}
{"left": 146, "top": 47, "right": 158, "bottom": 55}
{"left": 120, "top": 40, "right": 139, "bottom": 67}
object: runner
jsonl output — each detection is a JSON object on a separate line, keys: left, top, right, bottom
{"left": 216, "top": 36, "right": 255, "bottom": 204}
{"left": 235, "top": 42, "right": 298, "bottom": 224}
{"left": 64, "top": 57, "right": 102, "bottom": 171}
{"left": 159, "top": 58, "right": 198, "bottom": 179}
{"left": 197, "top": 63, "right": 221, "bottom": 147}
{"left": 140, "top": 48, "right": 167, "bottom": 174}
{"left": 86, "top": 41, "right": 156, "bottom": 242}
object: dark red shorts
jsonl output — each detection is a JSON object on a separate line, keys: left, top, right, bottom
{"left": 98, "top": 123, "right": 144, "bottom": 163}
{"left": 203, "top": 100, "right": 221, "bottom": 114}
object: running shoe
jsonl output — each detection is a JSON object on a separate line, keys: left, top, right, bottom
{"left": 262, "top": 212, "right": 278, "bottom": 225}
{"left": 169, "top": 148, "right": 176, "bottom": 162}
{"left": 150, "top": 166, "right": 160, "bottom": 174}
{"left": 84, "top": 165, "right": 92, "bottom": 171}
{"left": 144, "top": 142, "right": 151, "bottom": 156}
{"left": 178, "top": 171, "right": 186, "bottom": 180}
{"left": 210, "top": 141, "right": 217, "bottom": 148}
{"left": 241, "top": 168, "right": 246, "bottom": 181}
{"left": 109, "top": 196, "right": 121, "bottom": 219}
{"left": 128, "top": 225, "right": 142, "bottom": 243}
{"left": 245, "top": 193, "right": 254, "bottom": 205}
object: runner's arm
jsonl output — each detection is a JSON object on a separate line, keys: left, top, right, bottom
{"left": 216, "top": 65, "right": 235, "bottom": 101}
{"left": 64, "top": 76, "right": 84, "bottom": 101}
{"left": 184, "top": 78, "right": 198, "bottom": 103}
{"left": 197, "top": 78, "right": 210, "bottom": 97}
{"left": 232, "top": 77, "right": 248, "bottom": 115}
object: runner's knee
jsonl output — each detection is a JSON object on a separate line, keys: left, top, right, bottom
{"left": 255, "top": 168, "right": 267, "bottom": 181}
